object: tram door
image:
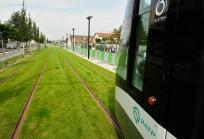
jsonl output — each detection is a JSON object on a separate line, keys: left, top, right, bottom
{"left": 130, "top": 0, "right": 178, "bottom": 128}
{"left": 137, "top": 0, "right": 203, "bottom": 138}
{"left": 128, "top": 0, "right": 178, "bottom": 138}
{"left": 118, "top": 0, "right": 203, "bottom": 138}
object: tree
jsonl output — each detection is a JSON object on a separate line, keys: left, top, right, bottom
{"left": 36, "top": 27, "right": 40, "bottom": 42}
{"left": 107, "top": 36, "right": 114, "bottom": 42}
{"left": 1, "top": 0, "right": 46, "bottom": 44}
{"left": 113, "top": 26, "right": 122, "bottom": 41}
{"left": 32, "top": 21, "right": 37, "bottom": 41}
{"left": 0, "top": 23, "right": 18, "bottom": 41}
{"left": 9, "top": 11, "right": 21, "bottom": 28}
{"left": 8, "top": 11, "right": 21, "bottom": 41}
{"left": 27, "top": 14, "right": 32, "bottom": 41}
{"left": 39, "top": 33, "right": 46, "bottom": 43}
{"left": 102, "top": 37, "right": 108, "bottom": 42}
{"left": 7, "top": 25, "right": 19, "bottom": 41}
{"left": 19, "top": 0, "right": 28, "bottom": 42}
{"left": 0, "top": 24, "right": 9, "bottom": 41}
{"left": 95, "top": 38, "right": 102, "bottom": 43}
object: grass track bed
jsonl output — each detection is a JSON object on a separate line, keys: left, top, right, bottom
{"left": 0, "top": 49, "right": 49, "bottom": 138}
{"left": 19, "top": 48, "right": 119, "bottom": 139}
{"left": 64, "top": 50, "right": 116, "bottom": 115}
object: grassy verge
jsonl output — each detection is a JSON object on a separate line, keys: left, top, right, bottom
{"left": 20, "top": 48, "right": 119, "bottom": 139}
{"left": 0, "top": 48, "right": 49, "bottom": 138}
{"left": 0, "top": 54, "right": 24, "bottom": 70}
{"left": 64, "top": 50, "right": 116, "bottom": 115}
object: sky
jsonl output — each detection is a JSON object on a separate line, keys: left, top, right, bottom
{"left": 0, "top": 0, "right": 127, "bottom": 40}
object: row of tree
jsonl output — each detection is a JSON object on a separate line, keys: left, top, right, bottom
{"left": 0, "top": 1, "right": 46, "bottom": 43}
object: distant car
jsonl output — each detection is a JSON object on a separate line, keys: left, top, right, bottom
{"left": 6, "top": 43, "right": 17, "bottom": 49}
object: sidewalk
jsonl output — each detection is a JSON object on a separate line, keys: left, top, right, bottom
{"left": 64, "top": 48, "right": 116, "bottom": 73}
{"left": 0, "top": 49, "right": 23, "bottom": 62}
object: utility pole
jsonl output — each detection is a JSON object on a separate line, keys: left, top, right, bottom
{"left": 72, "top": 28, "right": 75, "bottom": 52}
{"left": 86, "top": 16, "right": 93, "bottom": 59}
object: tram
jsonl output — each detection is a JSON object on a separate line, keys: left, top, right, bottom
{"left": 115, "top": 0, "right": 204, "bottom": 138}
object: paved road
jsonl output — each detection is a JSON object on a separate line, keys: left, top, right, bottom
{"left": 0, "top": 49, "right": 23, "bottom": 61}
{"left": 0, "top": 48, "right": 13, "bottom": 53}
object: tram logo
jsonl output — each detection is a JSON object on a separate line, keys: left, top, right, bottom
{"left": 155, "top": 0, "right": 168, "bottom": 16}
{"left": 133, "top": 106, "right": 140, "bottom": 124}
{"left": 133, "top": 106, "right": 156, "bottom": 137}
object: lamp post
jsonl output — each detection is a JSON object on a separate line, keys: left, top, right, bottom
{"left": 72, "top": 28, "right": 75, "bottom": 52}
{"left": 86, "top": 16, "right": 93, "bottom": 59}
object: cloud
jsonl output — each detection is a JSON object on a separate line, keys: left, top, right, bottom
{"left": 0, "top": 0, "right": 127, "bottom": 40}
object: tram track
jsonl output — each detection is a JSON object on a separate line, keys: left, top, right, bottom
{"left": 65, "top": 57, "right": 124, "bottom": 139}
{"left": 83, "top": 62, "right": 115, "bottom": 81}
{"left": 10, "top": 55, "right": 49, "bottom": 139}
{"left": 80, "top": 61, "right": 115, "bottom": 81}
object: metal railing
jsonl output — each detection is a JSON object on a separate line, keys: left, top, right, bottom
{"left": 63, "top": 44, "right": 119, "bottom": 65}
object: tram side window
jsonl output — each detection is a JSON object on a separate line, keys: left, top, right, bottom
{"left": 132, "top": 12, "right": 150, "bottom": 91}
{"left": 139, "top": 0, "right": 151, "bottom": 14}
{"left": 116, "top": 0, "right": 134, "bottom": 80}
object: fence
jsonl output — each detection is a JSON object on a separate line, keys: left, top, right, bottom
{"left": 0, "top": 42, "right": 47, "bottom": 62}
{"left": 65, "top": 45, "right": 118, "bottom": 65}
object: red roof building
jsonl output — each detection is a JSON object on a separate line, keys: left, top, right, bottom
{"left": 94, "top": 32, "right": 113, "bottom": 39}
{"left": 69, "top": 35, "right": 94, "bottom": 47}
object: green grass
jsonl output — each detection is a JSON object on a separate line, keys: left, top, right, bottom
{"left": 0, "top": 54, "right": 24, "bottom": 70}
{"left": 0, "top": 47, "right": 118, "bottom": 138}
{"left": 0, "top": 48, "right": 49, "bottom": 138}
{"left": 64, "top": 50, "right": 116, "bottom": 115}
{"left": 19, "top": 48, "right": 118, "bottom": 139}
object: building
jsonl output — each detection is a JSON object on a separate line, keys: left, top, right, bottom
{"left": 94, "top": 32, "right": 113, "bottom": 41}
{"left": 68, "top": 35, "right": 94, "bottom": 47}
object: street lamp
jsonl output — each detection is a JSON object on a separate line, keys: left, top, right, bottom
{"left": 86, "top": 16, "right": 93, "bottom": 59}
{"left": 72, "top": 28, "right": 75, "bottom": 52}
